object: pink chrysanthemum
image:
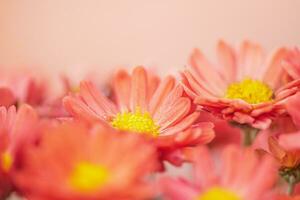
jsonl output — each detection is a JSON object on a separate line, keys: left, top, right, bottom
{"left": 0, "top": 73, "right": 47, "bottom": 107}
{"left": 257, "top": 135, "right": 300, "bottom": 169}
{"left": 182, "top": 40, "right": 300, "bottom": 129}
{"left": 12, "top": 122, "right": 158, "bottom": 200}
{"left": 252, "top": 117, "right": 300, "bottom": 169}
{"left": 63, "top": 66, "right": 214, "bottom": 153}
{"left": 160, "top": 145, "right": 277, "bottom": 200}
{"left": 0, "top": 104, "right": 38, "bottom": 198}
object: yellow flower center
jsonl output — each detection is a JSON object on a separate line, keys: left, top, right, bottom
{"left": 111, "top": 108, "right": 159, "bottom": 137}
{"left": 71, "top": 86, "right": 80, "bottom": 93}
{"left": 225, "top": 78, "right": 273, "bottom": 104}
{"left": 1, "top": 152, "right": 12, "bottom": 172}
{"left": 69, "top": 162, "right": 109, "bottom": 193}
{"left": 198, "top": 187, "right": 241, "bottom": 200}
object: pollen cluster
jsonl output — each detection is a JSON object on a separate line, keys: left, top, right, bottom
{"left": 198, "top": 187, "right": 241, "bottom": 200}
{"left": 111, "top": 109, "right": 159, "bottom": 137}
{"left": 70, "top": 162, "right": 109, "bottom": 192}
{"left": 225, "top": 78, "right": 273, "bottom": 104}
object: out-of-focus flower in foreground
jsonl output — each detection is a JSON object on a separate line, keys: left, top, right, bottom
{"left": 63, "top": 66, "right": 215, "bottom": 165}
{"left": 160, "top": 145, "right": 277, "bottom": 200}
{"left": 275, "top": 195, "right": 300, "bottom": 200}
{"left": 0, "top": 104, "right": 38, "bottom": 199}
{"left": 12, "top": 122, "right": 158, "bottom": 200}
{"left": 253, "top": 93, "right": 300, "bottom": 195}
{"left": 182, "top": 40, "right": 300, "bottom": 130}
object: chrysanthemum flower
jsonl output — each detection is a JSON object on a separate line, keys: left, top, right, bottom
{"left": 255, "top": 135, "right": 300, "bottom": 195}
{"left": 160, "top": 145, "right": 277, "bottom": 200}
{"left": 0, "top": 73, "right": 47, "bottom": 107}
{"left": 0, "top": 72, "right": 69, "bottom": 118}
{"left": 0, "top": 104, "right": 38, "bottom": 198}
{"left": 182, "top": 40, "right": 300, "bottom": 129}
{"left": 252, "top": 93, "right": 300, "bottom": 195}
{"left": 63, "top": 66, "right": 214, "bottom": 156}
{"left": 252, "top": 118, "right": 300, "bottom": 169}
{"left": 12, "top": 122, "right": 158, "bottom": 200}
{"left": 267, "top": 136, "right": 299, "bottom": 168}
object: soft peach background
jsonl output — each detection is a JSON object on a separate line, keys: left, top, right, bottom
{"left": 0, "top": 0, "right": 299, "bottom": 81}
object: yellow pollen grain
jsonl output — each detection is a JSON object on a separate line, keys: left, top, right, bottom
{"left": 69, "top": 162, "right": 109, "bottom": 193}
{"left": 198, "top": 187, "right": 241, "bottom": 200}
{"left": 111, "top": 108, "right": 159, "bottom": 137}
{"left": 1, "top": 152, "right": 12, "bottom": 172}
{"left": 225, "top": 78, "right": 273, "bottom": 104}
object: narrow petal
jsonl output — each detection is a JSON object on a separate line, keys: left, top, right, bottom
{"left": 80, "top": 81, "right": 117, "bottom": 117}
{"left": 276, "top": 87, "right": 299, "bottom": 102}
{"left": 147, "top": 72, "right": 160, "bottom": 101}
{"left": 130, "top": 66, "right": 148, "bottom": 112}
{"left": 161, "top": 112, "right": 200, "bottom": 135}
{"left": 0, "top": 87, "right": 16, "bottom": 107}
{"left": 153, "top": 85, "right": 184, "bottom": 120}
{"left": 174, "top": 123, "right": 215, "bottom": 146}
{"left": 149, "top": 76, "right": 175, "bottom": 115}
{"left": 10, "top": 104, "right": 38, "bottom": 153}
{"left": 230, "top": 148, "right": 258, "bottom": 189}
{"left": 268, "top": 137, "right": 286, "bottom": 160}
{"left": 0, "top": 106, "right": 16, "bottom": 140}
{"left": 193, "top": 146, "right": 218, "bottom": 188}
{"left": 7, "top": 106, "right": 17, "bottom": 129}
{"left": 275, "top": 79, "right": 300, "bottom": 96}
{"left": 217, "top": 40, "right": 237, "bottom": 82}
{"left": 286, "top": 93, "right": 300, "bottom": 127}
{"left": 190, "top": 49, "right": 227, "bottom": 95}
{"left": 251, "top": 104, "right": 275, "bottom": 117}
{"left": 112, "top": 69, "right": 131, "bottom": 112}
{"left": 263, "top": 48, "right": 289, "bottom": 89}
{"left": 282, "top": 48, "right": 300, "bottom": 80}
{"left": 238, "top": 41, "right": 265, "bottom": 80}
{"left": 252, "top": 117, "right": 272, "bottom": 130}
{"left": 279, "top": 132, "right": 300, "bottom": 150}
{"left": 220, "top": 145, "right": 241, "bottom": 186}
{"left": 63, "top": 96, "right": 102, "bottom": 122}
{"left": 159, "top": 177, "right": 199, "bottom": 200}
{"left": 246, "top": 156, "right": 276, "bottom": 199}
{"left": 181, "top": 73, "right": 198, "bottom": 98}
{"left": 182, "top": 70, "right": 217, "bottom": 98}
{"left": 232, "top": 112, "right": 255, "bottom": 124}
{"left": 157, "top": 97, "right": 191, "bottom": 130}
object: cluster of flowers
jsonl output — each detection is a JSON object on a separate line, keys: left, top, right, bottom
{"left": 1, "top": 41, "right": 300, "bottom": 200}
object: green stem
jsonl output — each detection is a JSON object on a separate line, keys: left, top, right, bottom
{"left": 279, "top": 166, "right": 300, "bottom": 196}
{"left": 242, "top": 127, "right": 258, "bottom": 146}
{"left": 287, "top": 176, "right": 296, "bottom": 195}
{"left": 287, "top": 182, "right": 295, "bottom": 195}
